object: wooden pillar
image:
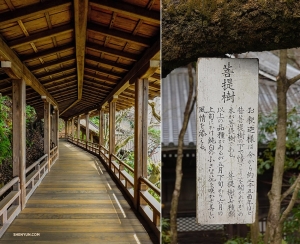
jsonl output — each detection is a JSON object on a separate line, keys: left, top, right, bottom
{"left": 71, "top": 117, "right": 75, "bottom": 139}
{"left": 12, "top": 79, "right": 26, "bottom": 210}
{"left": 43, "top": 98, "right": 51, "bottom": 172}
{"left": 90, "top": 133, "right": 93, "bottom": 143}
{"left": 65, "top": 120, "right": 68, "bottom": 139}
{"left": 85, "top": 113, "right": 89, "bottom": 148}
{"left": 55, "top": 109, "right": 59, "bottom": 157}
{"left": 134, "top": 78, "right": 149, "bottom": 209}
{"left": 99, "top": 109, "right": 104, "bottom": 147}
{"left": 77, "top": 115, "right": 80, "bottom": 140}
{"left": 51, "top": 112, "right": 54, "bottom": 147}
{"left": 109, "top": 96, "right": 117, "bottom": 167}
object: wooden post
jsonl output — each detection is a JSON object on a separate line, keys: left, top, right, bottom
{"left": 134, "top": 78, "right": 149, "bottom": 209}
{"left": 12, "top": 79, "right": 26, "bottom": 210}
{"left": 65, "top": 120, "right": 68, "bottom": 139}
{"left": 85, "top": 113, "right": 89, "bottom": 148}
{"left": 99, "top": 109, "right": 104, "bottom": 147}
{"left": 109, "top": 96, "right": 117, "bottom": 168}
{"left": 90, "top": 133, "right": 93, "bottom": 143}
{"left": 71, "top": 117, "right": 75, "bottom": 139}
{"left": 77, "top": 115, "right": 80, "bottom": 142}
{"left": 56, "top": 109, "right": 59, "bottom": 157}
{"left": 43, "top": 99, "right": 51, "bottom": 172}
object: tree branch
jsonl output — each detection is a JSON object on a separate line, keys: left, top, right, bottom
{"left": 279, "top": 177, "right": 300, "bottom": 225}
{"left": 281, "top": 174, "right": 300, "bottom": 202}
{"left": 288, "top": 73, "right": 300, "bottom": 87}
{"left": 148, "top": 102, "right": 161, "bottom": 122}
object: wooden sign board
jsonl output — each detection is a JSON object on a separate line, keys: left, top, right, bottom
{"left": 196, "top": 58, "right": 258, "bottom": 224}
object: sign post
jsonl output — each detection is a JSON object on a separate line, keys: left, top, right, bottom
{"left": 196, "top": 58, "right": 258, "bottom": 224}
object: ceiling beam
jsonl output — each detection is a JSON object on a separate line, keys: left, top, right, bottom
{"left": 30, "top": 55, "right": 75, "bottom": 72}
{"left": 84, "top": 71, "right": 118, "bottom": 84}
{"left": 86, "top": 42, "right": 139, "bottom": 61}
{"left": 89, "top": 0, "right": 160, "bottom": 24}
{"left": 9, "top": 24, "right": 74, "bottom": 49}
{"left": 74, "top": 0, "right": 88, "bottom": 101}
{"left": 84, "top": 63, "right": 122, "bottom": 78}
{"left": 47, "top": 81, "right": 77, "bottom": 91}
{"left": 21, "top": 43, "right": 74, "bottom": 62}
{"left": 87, "top": 22, "right": 151, "bottom": 47}
{"left": 0, "top": 37, "right": 58, "bottom": 107}
{"left": 85, "top": 54, "right": 130, "bottom": 71}
{"left": 61, "top": 0, "right": 88, "bottom": 116}
{"left": 0, "top": 0, "right": 72, "bottom": 26}
{"left": 35, "top": 66, "right": 76, "bottom": 80}
{"left": 43, "top": 74, "right": 77, "bottom": 86}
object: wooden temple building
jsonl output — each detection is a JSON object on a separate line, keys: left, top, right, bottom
{"left": 0, "top": 0, "right": 160, "bottom": 243}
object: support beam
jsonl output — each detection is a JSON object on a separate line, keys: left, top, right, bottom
{"left": 65, "top": 120, "right": 68, "bottom": 139}
{"left": 87, "top": 22, "right": 151, "bottom": 47}
{"left": 86, "top": 42, "right": 139, "bottom": 61}
{"left": 71, "top": 117, "right": 75, "bottom": 138}
{"left": 85, "top": 113, "right": 90, "bottom": 148}
{"left": 85, "top": 63, "right": 122, "bottom": 78}
{"left": 12, "top": 79, "right": 26, "bottom": 210}
{"left": 74, "top": 0, "right": 88, "bottom": 101}
{"left": 109, "top": 96, "right": 117, "bottom": 167}
{"left": 77, "top": 115, "right": 81, "bottom": 140}
{"left": 99, "top": 108, "right": 104, "bottom": 146}
{"left": 0, "top": 37, "right": 58, "bottom": 107}
{"left": 9, "top": 24, "right": 74, "bottom": 49}
{"left": 0, "top": 0, "right": 71, "bottom": 26}
{"left": 43, "top": 98, "right": 51, "bottom": 172}
{"left": 56, "top": 109, "right": 59, "bottom": 157}
{"left": 30, "top": 55, "right": 75, "bottom": 72}
{"left": 134, "top": 78, "right": 149, "bottom": 209}
{"left": 90, "top": 0, "right": 160, "bottom": 24}
{"left": 85, "top": 54, "right": 129, "bottom": 71}
{"left": 21, "top": 43, "right": 74, "bottom": 62}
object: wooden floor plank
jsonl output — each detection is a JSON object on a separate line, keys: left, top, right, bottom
{"left": 1, "top": 141, "right": 153, "bottom": 243}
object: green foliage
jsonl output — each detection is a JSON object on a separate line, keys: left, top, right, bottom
{"left": 26, "top": 105, "right": 37, "bottom": 124}
{"left": 225, "top": 234, "right": 265, "bottom": 244}
{"left": 258, "top": 108, "right": 300, "bottom": 174}
{"left": 283, "top": 201, "right": 300, "bottom": 243}
{"left": 0, "top": 95, "right": 12, "bottom": 165}
{"left": 162, "top": 218, "right": 171, "bottom": 244}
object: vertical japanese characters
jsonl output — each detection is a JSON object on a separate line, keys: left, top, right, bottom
{"left": 197, "top": 59, "right": 258, "bottom": 224}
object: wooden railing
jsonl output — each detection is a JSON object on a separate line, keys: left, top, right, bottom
{"left": 0, "top": 177, "right": 21, "bottom": 237}
{"left": 139, "top": 177, "right": 161, "bottom": 237}
{"left": 25, "top": 154, "right": 48, "bottom": 202}
{"left": 67, "top": 136, "right": 161, "bottom": 238}
{"left": 0, "top": 147, "right": 59, "bottom": 238}
{"left": 50, "top": 146, "right": 58, "bottom": 168}
{"left": 111, "top": 154, "right": 134, "bottom": 201}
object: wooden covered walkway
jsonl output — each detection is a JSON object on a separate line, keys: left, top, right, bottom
{"left": 0, "top": 140, "right": 153, "bottom": 244}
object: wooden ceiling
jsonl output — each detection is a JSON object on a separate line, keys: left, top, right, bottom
{"left": 0, "top": 0, "right": 160, "bottom": 119}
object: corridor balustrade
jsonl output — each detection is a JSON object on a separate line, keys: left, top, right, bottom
{"left": 67, "top": 136, "right": 161, "bottom": 238}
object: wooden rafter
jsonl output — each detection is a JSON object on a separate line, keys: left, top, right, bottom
{"left": 87, "top": 23, "right": 151, "bottom": 47}
{"left": 84, "top": 64, "right": 122, "bottom": 78}
{"left": 84, "top": 71, "right": 118, "bottom": 84}
{"left": 21, "top": 44, "right": 74, "bottom": 62}
{"left": 43, "top": 74, "right": 77, "bottom": 86}
{"left": 9, "top": 24, "right": 74, "bottom": 49}
{"left": 30, "top": 55, "right": 75, "bottom": 72}
{"left": 0, "top": 37, "right": 58, "bottom": 106}
{"left": 89, "top": 0, "right": 160, "bottom": 24}
{"left": 85, "top": 54, "right": 129, "bottom": 71}
{"left": 36, "top": 67, "right": 76, "bottom": 79}
{"left": 0, "top": 0, "right": 72, "bottom": 26}
{"left": 86, "top": 42, "right": 139, "bottom": 61}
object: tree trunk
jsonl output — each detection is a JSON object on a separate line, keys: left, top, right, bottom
{"left": 162, "top": 0, "right": 300, "bottom": 77}
{"left": 170, "top": 63, "right": 196, "bottom": 244}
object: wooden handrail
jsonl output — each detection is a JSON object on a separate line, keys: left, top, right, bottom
{"left": 111, "top": 153, "right": 134, "bottom": 174}
{"left": 25, "top": 154, "right": 48, "bottom": 174}
{"left": 140, "top": 176, "right": 160, "bottom": 196}
{"left": 50, "top": 146, "right": 58, "bottom": 154}
{"left": 0, "top": 177, "right": 19, "bottom": 196}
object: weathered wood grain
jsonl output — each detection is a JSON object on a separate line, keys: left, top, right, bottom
{"left": 1, "top": 141, "right": 153, "bottom": 243}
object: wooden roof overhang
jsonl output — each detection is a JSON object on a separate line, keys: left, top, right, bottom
{"left": 0, "top": 0, "right": 160, "bottom": 120}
